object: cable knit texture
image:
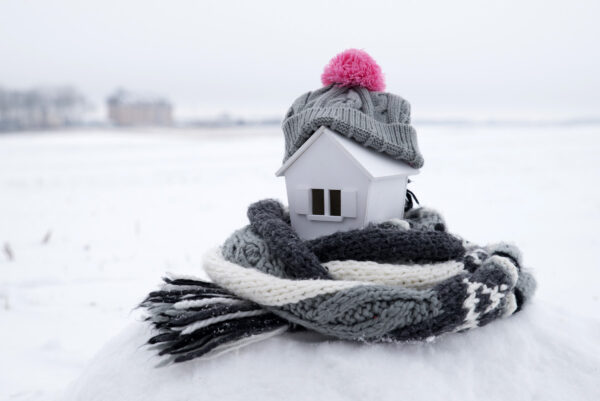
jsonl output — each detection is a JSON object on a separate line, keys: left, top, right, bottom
{"left": 282, "top": 85, "right": 424, "bottom": 168}
{"left": 141, "top": 199, "right": 536, "bottom": 363}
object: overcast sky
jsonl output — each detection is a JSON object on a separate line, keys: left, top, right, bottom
{"left": 1, "top": 0, "right": 599, "bottom": 119}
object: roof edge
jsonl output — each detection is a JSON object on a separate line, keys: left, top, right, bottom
{"left": 275, "top": 126, "right": 420, "bottom": 178}
{"left": 275, "top": 126, "right": 329, "bottom": 176}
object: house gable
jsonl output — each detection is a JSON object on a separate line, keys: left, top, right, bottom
{"left": 276, "top": 126, "right": 419, "bottom": 179}
{"left": 282, "top": 129, "right": 370, "bottom": 239}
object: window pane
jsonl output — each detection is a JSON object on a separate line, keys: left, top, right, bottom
{"left": 311, "top": 189, "right": 324, "bottom": 215}
{"left": 330, "top": 189, "right": 341, "bottom": 216}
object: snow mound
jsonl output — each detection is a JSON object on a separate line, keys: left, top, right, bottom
{"left": 63, "top": 302, "right": 600, "bottom": 401}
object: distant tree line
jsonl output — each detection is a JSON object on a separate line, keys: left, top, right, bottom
{"left": 0, "top": 87, "right": 86, "bottom": 132}
{"left": 0, "top": 86, "right": 285, "bottom": 132}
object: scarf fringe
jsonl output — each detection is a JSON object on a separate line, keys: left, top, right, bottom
{"left": 141, "top": 276, "right": 289, "bottom": 363}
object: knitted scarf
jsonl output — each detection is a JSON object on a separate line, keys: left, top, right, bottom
{"left": 141, "top": 200, "right": 536, "bottom": 363}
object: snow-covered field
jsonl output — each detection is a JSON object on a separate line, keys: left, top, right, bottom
{"left": 1, "top": 125, "right": 599, "bottom": 400}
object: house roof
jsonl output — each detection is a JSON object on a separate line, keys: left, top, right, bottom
{"left": 275, "top": 126, "right": 420, "bottom": 179}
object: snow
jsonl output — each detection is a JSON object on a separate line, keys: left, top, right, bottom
{"left": 63, "top": 305, "right": 600, "bottom": 401}
{"left": 1, "top": 125, "right": 599, "bottom": 400}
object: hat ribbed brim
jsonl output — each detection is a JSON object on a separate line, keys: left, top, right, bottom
{"left": 282, "top": 107, "right": 424, "bottom": 169}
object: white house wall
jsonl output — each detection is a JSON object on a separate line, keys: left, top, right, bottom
{"left": 365, "top": 176, "right": 408, "bottom": 223}
{"left": 284, "top": 132, "right": 370, "bottom": 240}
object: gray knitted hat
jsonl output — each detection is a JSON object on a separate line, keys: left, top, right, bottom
{"left": 282, "top": 49, "right": 424, "bottom": 169}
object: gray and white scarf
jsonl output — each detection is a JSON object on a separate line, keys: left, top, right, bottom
{"left": 141, "top": 200, "right": 536, "bottom": 363}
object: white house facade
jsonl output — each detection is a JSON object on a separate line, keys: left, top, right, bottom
{"left": 276, "top": 126, "right": 419, "bottom": 240}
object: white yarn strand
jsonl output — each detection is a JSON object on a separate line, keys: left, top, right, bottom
{"left": 173, "top": 297, "right": 243, "bottom": 310}
{"left": 203, "top": 248, "right": 364, "bottom": 306}
{"left": 324, "top": 259, "right": 465, "bottom": 289}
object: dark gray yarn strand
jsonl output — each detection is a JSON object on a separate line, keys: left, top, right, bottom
{"left": 246, "top": 200, "right": 329, "bottom": 280}
{"left": 245, "top": 200, "right": 465, "bottom": 279}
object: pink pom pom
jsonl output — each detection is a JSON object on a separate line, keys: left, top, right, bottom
{"left": 321, "top": 49, "right": 385, "bottom": 92}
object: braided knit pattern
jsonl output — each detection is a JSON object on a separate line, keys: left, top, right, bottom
{"left": 282, "top": 85, "right": 425, "bottom": 168}
{"left": 141, "top": 199, "right": 536, "bottom": 362}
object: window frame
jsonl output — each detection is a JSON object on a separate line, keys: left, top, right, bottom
{"left": 311, "top": 188, "right": 325, "bottom": 215}
{"left": 308, "top": 188, "right": 344, "bottom": 221}
{"left": 329, "top": 189, "right": 341, "bottom": 216}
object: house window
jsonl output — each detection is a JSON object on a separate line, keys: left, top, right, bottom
{"left": 329, "top": 189, "right": 341, "bottom": 216}
{"left": 311, "top": 189, "right": 325, "bottom": 215}
{"left": 302, "top": 187, "right": 356, "bottom": 220}
{"left": 311, "top": 188, "right": 343, "bottom": 216}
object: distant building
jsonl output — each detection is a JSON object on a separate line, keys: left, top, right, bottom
{"left": 0, "top": 87, "right": 86, "bottom": 132}
{"left": 107, "top": 89, "right": 173, "bottom": 126}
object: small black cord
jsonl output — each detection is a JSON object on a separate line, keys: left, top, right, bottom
{"left": 405, "top": 188, "right": 420, "bottom": 212}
